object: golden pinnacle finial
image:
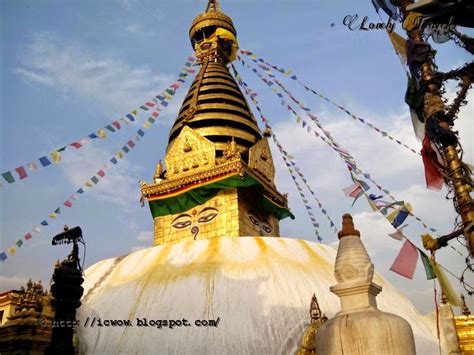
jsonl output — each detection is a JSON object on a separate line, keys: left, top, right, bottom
{"left": 338, "top": 213, "right": 360, "bottom": 239}
{"left": 310, "top": 293, "right": 325, "bottom": 323}
{"left": 461, "top": 295, "right": 471, "bottom": 316}
{"left": 206, "top": 0, "right": 221, "bottom": 12}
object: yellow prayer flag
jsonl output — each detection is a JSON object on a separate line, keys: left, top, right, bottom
{"left": 431, "top": 259, "right": 462, "bottom": 306}
{"left": 85, "top": 181, "right": 94, "bottom": 187}
{"left": 50, "top": 151, "right": 61, "bottom": 164}
{"left": 97, "top": 129, "right": 107, "bottom": 138}
{"left": 387, "top": 31, "right": 407, "bottom": 64}
{"left": 7, "top": 246, "right": 16, "bottom": 255}
{"left": 143, "top": 122, "right": 152, "bottom": 129}
{"left": 48, "top": 213, "right": 57, "bottom": 219}
{"left": 116, "top": 152, "right": 124, "bottom": 159}
{"left": 131, "top": 110, "right": 138, "bottom": 116}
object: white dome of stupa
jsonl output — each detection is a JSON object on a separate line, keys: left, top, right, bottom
{"left": 76, "top": 237, "right": 439, "bottom": 354}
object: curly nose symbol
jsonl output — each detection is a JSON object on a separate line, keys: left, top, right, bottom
{"left": 191, "top": 226, "right": 199, "bottom": 240}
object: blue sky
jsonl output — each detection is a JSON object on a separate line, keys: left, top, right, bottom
{"left": 1, "top": 0, "right": 472, "bottom": 314}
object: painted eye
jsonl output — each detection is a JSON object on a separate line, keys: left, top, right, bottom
{"left": 197, "top": 213, "right": 218, "bottom": 223}
{"left": 248, "top": 215, "right": 259, "bottom": 226}
{"left": 172, "top": 220, "right": 192, "bottom": 229}
{"left": 262, "top": 224, "right": 272, "bottom": 233}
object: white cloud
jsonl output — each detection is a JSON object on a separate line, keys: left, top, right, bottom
{"left": 0, "top": 276, "right": 30, "bottom": 292}
{"left": 60, "top": 144, "right": 142, "bottom": 209}
{"left": 130, "top": 230, "right": 153, "bottom": 252}
{"left": 15, "top": 32, "right": 175, "bottom": 115}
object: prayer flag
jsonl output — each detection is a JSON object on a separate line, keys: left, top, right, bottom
{"left": 89, "top": 133, "right": 99, "bottom": 139}
{"left": 49, "top": 213, "right": 57, "bottom": 219}
{"left": 70, "top": 142, "right": 82, "bottom": 149}
{"left": 15, "top": 166, "right": 27, "bottom": 179}
{"left": 24, "top": 233, "right": 32, "bottom": 240}
{"left": 0, "top": 252, "right": 7, "bottom": 261}
{"left": 388, "top": 31, "right": 408, "bottom": 64}
{"left": 40, "top": 220, "right": 49, "bottom": 226}
{"left": 7, "top": 247, "right": 16, "bottom": 255}
{"left": 39, "top": 156, "right": 52, "bottom": 167}
{"left": 421, "top": 137, "right": 444, "bottom": 190}
{"left": 112, "top": 121, "right": 121, "bottom": 130}
{"left": 388, "top": 224, "right": 408, "bottom": 241}
{"left": 126, "top": 113, "right": 136, "bottom": 122}
{"left": 77, "top": 188, "right": 85, "bottom": 194}
{"left": 110, "top": 157, "right": 118, "bottom": 165}
{"left": 54, "top": 207, "right": 61, "bottom": 214}
{"left": 105, "top": 125, "right": 115, "bottom": 132}
{"left": 387, "top": 203, "right": 412, "bottom": 228}
{"left": 85, "top": 180, "right": 94, "bottom": 187}
{"left": 390, "top": 239, "right": 418, "bottom": 279}
{"left": 33, "top": 226, "right": 42, "bottom": 233}
{"left": 16, "top": 240, "right": 23, "bottom": 248}
{"left": 127, "top": 140, "right": 135, "bottom": 148}
{"left": 137, "top": 129, "right": 145, "bottom": 137}
{"left": 2, "top": 171, "right": 15, "bottom": 183}
{"left": 122, "top": 146, "right": 130, "bottom": 153}
{"left": 50, "top": 151, "right": 61, "bottom": 163}
{"left": 431, "top": 259, "right": 462, "bottom": 306}
{"left": 91, "top": 176, "right": 99, "bottom": 184}
{"left": 419, "top": 250, "right": 436, "bottom": 280}
{"left": 97, "top": 129, "right": 107, "bottom": 138}
{"left": 64, "top": 200, "right": 73, "bottom": 208}
{"left": 27, "top": 162, "right": 39, "bottom": 171}
{"left": 97, "top": 170, "right": 105, "bottom": 177}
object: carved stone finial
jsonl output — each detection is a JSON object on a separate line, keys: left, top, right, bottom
{"left": 338, "top": 213, "right": 360, "bottom": 239}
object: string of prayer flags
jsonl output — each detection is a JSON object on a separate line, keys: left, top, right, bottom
{"left": 238, "top": 54, "right": 441, "bottom": 242}
{"left": 0, "top": 57, "right": 196, "bottom": 262}
{"left": 390, "top": 239, "right": 419, "bottom": 279}
{"left": 239, "top": 50, "right": 420, "bottom": 157}
{"left": 232, "top": 65, "right": 341, "bottom": 239}
{"left": 0, "top": 56, "right": 196, "bottom": 188}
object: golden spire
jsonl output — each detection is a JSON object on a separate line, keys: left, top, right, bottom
{"left": 140, "top": 0, "right": 291, "bottom": 246}
{"left": 298, "top": 293, "right": 327, "bottom": 355}
{"left": 168, "top": 0, "right": 260, "bottom": 158}
{"left": 205, "top": 0, "right": 221, "bottom": 12}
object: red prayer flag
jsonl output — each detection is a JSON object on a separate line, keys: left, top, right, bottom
{"left": 24, "top": 233, "right": 32, "bottom": 240}
{"left": 70, "top": 142, "right": 82, "bottom": 149}
{"left": 97, "top": 170, "right": 105, "bottom": 177}
{"left": 421, "top": 137, "right": 444, "bottom": 190}
{"left": 145, "top": 101, "right": 155, "bottom": 108}
{"left": 63, "top": 200, "right": 73, "bottom": 208}
{"left": 390, "top": 239, "right": 419, "bottom": 279}
{"left": 15, "top": 166, "right": 27, "bottom": 180}
{"left": 112, "top": 121, "right": 121, "bottom": 130}
{"left": 152, "top": 111, "right": 159, "bottom": 118}
{"left": 127, "top": 140, "right": 135, "bottom": 148}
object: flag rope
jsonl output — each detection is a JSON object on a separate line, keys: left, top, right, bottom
{"left": 235, "top": 57, "right": 468, "bottom": 295}
{"left": 238, "top": 54, "right": 442, "bottom": 238}
{"left": 239, "top": 49, "right": 421, "bottom": 157}
{"left": 0, "top": 57, "right": 196, "bottom": 262}
{"left": 0, "top": 58, "right": 198, "bottom": 188}
{"left": 232, "top": 64, "right": 339, "bottom": 241}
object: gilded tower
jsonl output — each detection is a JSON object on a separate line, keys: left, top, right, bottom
{"left": 140, "top": 0, "right": 293, "bottom": 245}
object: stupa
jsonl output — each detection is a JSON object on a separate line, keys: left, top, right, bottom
{"left": 76, "top": 1, "right": 443, "bottom": 353}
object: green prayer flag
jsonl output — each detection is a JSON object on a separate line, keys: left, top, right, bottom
{"left": 418, "top": 249, "right": 436, "bottom": 280}
{"left": 2, "top": 171, "right": 15, "bottom": 183}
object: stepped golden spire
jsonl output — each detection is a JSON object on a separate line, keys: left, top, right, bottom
{"left": 140, "top": 0, "right": 293, "bottom": 246}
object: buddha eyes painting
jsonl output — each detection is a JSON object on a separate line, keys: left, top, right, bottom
{"left": 171, "top": 207, "right": 219, "bottom": 239}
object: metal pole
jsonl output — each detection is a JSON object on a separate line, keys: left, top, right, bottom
{"left": 399, "top": 0, "right": 474, "bottom": 254}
